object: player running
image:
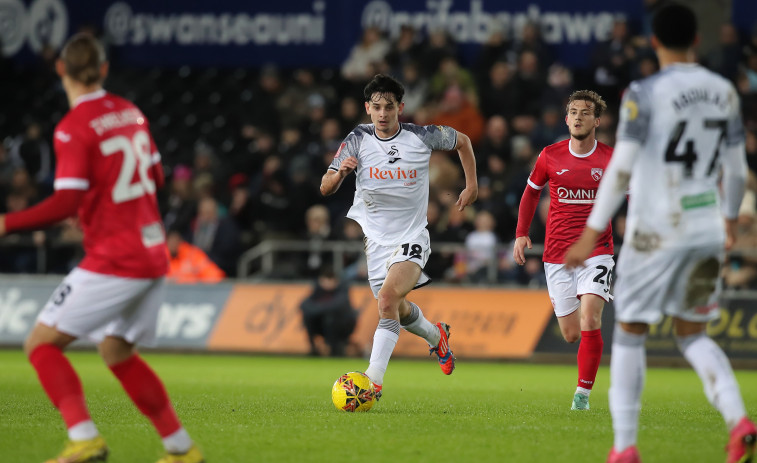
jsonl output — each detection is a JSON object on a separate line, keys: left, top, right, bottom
{"left": 320, "top": 74, "right": 477, "bottom": 399}
{"left": 565, "top": 4, "right": 756, "bottom": 462}
{"left": 514, "top": 90, "right": 614, "bottom": 411}
{"left": 0, "top": 34, "right": 204, "bottom": 463}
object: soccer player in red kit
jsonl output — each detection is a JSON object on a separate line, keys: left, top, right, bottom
{"left": 513, "top": 90, "right": 613, "bottom": 411}
{"left": 0, "top": 34, "right": 204, "bottom": 463}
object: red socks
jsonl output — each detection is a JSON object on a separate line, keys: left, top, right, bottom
{"left": 29, "top": 344, "right": 92, "bottom": 429}
{"left": 109, "top": 354, "right": 181, "bottom": 437}
{"left": 577, "top": 329, "right": 604, "bottom": 390}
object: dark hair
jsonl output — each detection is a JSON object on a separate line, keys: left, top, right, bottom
{"left": 60, "top": 33, "right": 106, "bottom": 85}
{"left": 566, "top": 90, "right": 607, "bottom": 118}
{"left": 363, "top": 74, "right": 404, "bottom": 104}
{"left": 652, "top": 3, "right": 697, "bottom": 50}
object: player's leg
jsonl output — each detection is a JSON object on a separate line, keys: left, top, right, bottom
{"left": 608, "top": 321, "right": 648, "bottom": 460}
{"left": 101, "top": 277, "right": 202, "bottom": 462}
{"left": 26, "top": 271, "right": 113, "bottom": 462}
{"left": 573, "top": 255, "right": 613, "bottom": 410}
{"left": 400, "top": 298, "right": 455, "bottom": 374}
{"left": 364, "top": 260, "right": 421, "bottom": 389}
{"left": 25, "top": 323, "right": 107, "bottom": 460}
{"left": 671, "top": 250, "right": 755, "bottom": 462}
{"left": 100, "top": 336, "right": 200, "bottom": 461}
{"left": 674, "top": 318, "right": 756, "bottom": 462}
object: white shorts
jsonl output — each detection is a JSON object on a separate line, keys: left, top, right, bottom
{"left": 37, "top": 267, "right": 166, "bottom": 346}
{"left": 614, "top": 244, "right": 723, "bottom": 325}
{"left": 365, "top": 229, "right": 431, "bottom": 299}
{"left": 544, "top": 254, "right": 615, "bottom": 317}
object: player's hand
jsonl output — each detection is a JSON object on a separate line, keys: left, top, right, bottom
{"left": 0, "top": 214, "right": 6, "bottom": 237}
{"left": 725, "top": 218, "right": 738, "bottom": 251}
{"left": 338, "top": 157, "right": 358, "bottom": 178}
{"left": 513, "top": 236, "right": 531, "bottom": 266}
{"left": 456, "top": 186, "right": 478, "bottom": 211}
{"left": 564, "top": 230, "right": 599, "bottom": 269}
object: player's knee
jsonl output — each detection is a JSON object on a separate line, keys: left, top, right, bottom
{"left": 377, "top": 288, "right": 401, "bottom": 312}
{"left": 562, "top": 330, "right": 580, "bottom": 343}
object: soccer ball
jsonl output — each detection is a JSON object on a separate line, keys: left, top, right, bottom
{"left": 331, "top": 372, "right": 376, "bottom": 412}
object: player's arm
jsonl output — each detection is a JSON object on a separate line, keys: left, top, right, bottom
{"left": 565, "top": 139, "right": 639, "bottom": 268}
{"left": 513, "top": 151, "right": 547, "bottom": 265}
{"left": 722, "top": 90, "right": 749, "bottom": 250}
{"left": 320, "top": 157, "right": 357, "bottom": 196}
{"left": 454, "top": 132, "right": 478, "bottom": 211}
{"left": 0, "top": 190, "right": 85, "bottom": 236}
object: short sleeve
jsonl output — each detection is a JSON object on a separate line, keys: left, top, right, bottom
{"left": 53, "top": 123, "right": 91, "bottom": 191}
{"left": 413, "top": 124, "right": 458, "bottom": 151}
{"left": 616, "top": 82, "right": 652, "bottom": 143}
{"left": 328, "top": 130, "right": 362, "bottom": 171}
{"left": 527, "top": 150, "right": 548, "bottom": 190}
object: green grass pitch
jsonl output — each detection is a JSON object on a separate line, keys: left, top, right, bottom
{"left": 2, "top": 350, "right": 756, "bottom": 462}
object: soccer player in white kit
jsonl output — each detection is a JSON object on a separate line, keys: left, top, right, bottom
{"left": 320, "top": 74, "right": 478, "bottom": 399}
{"left": 0, "top": 34, "right": 203, "bottom": 463}
{"left": 514, "top": 90, "right": 614, "bottom": 411}
{"left": 565, "top": 5, "right": 756, "bottom": 462}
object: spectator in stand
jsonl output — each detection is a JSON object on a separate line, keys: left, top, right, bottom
{"left": 0, "top": 191, "right": 45, "bottom": 273}
{"left": 192, "top": 197, "right": 241, "bottom": 277}
{"left": 277, "top": 68, "right": 336, "bottom": 128}
{"left": 166, "top": 229, "right": 225, "bottom": 284}
{"left": 476, "top": 115, "right": 512, "bottom": 172}
{"left": 299, "top": 267, "right": 358, "bottom": 357}
{"left": 745, "top": 129, "right": 757, "bottom": 174}
{"left": 512, "top": 50, "right": 547, "bottom": 118}
{"left": 475, "top": 27, "right": 511, "bottom": 85}
{"left": 338, "top": 96, "right": 366, "bottom": 130}
{"left": 400, "top": 61, "right": 429, "bottom": 119}
{"left": 162, "top": 165, "right": 196, "bottom": 237}
{"left": 722, "top": 171, "right": 757, "bottom": 290}
{"left": 704, "top": 23, "right": 743, "bottom": 83}
{"left": 463, "top": 210, "right": 498, "bottom": 283}
{"left": 385, "top": 25, "right": 421, "bottom": 75}
{"left": 514, "top": 22, "right": 553, "bottom": 69}
{"left": 430, "top": 57, "right": 479, "bottom": 107}
{"left": 9, "top": 121, "right": 52, "bottom": 188}
{"left": 341, "top": 27, "right": 390, "bottom": 84}
{"left": 419, "top": 28, "right": 458, "bottom": 76}
{"left": 301, "top": 204, "right": 335, "bottom": 278}
{"left": 246, "top": 64, "right": 283, "bottom": 135}
{"left": 479, "top": 60, "right": 518, "bottom": 120}
{"left": 591, "top": 18, "right": 635, "bottom": 107}
{"left": 430, "top": 85, "right": 485, "bottom": 146}
{"left": 531, "top": 106, "right": 570, "bottom": 149}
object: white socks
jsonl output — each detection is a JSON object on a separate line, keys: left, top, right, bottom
{"left": 677, "top": 332, "right": 747, "bottom": 430}
{"left": 365, "top": 319, "right": 400, "bottom": 386}
{"left": 609, "top": 325, "right": 646, "bottom": 453}
{"left": 400, "top": 302, "right": 440, "bottom": 347}
{"left": 162, "top": 427, "right": 192, "bottom": 453}
{"left": 68, "top": 420, "right": 99, "bottom": 441}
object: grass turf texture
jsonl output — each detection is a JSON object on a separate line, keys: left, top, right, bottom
{"left": 2, "top": 350, "right": 756, "bottom": 463}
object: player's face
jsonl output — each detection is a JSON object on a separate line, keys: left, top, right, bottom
{"left": 565, "top": 100, "right": 600, "bottom": 141}
{"left": 365, "top": 92, "right": 404, "bottom": 138}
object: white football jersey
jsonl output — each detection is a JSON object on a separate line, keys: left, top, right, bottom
{"left": 330, "top": 123, "right": 457, "bottom": 246}
{"left": 616, "top": 63, "right": 745, "bottom": 249}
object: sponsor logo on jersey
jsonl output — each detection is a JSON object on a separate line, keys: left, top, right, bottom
{"left": 622, "top": 99, "right": 638, "bottom": 120}
{"left": 557, "top": 186, "right": 596, "bottom": 204}
{"left": 368, "top": 166, "right": 418, "bottom": 180}
{"left": 591, "top": 168, "right": 603, "bottom": 182}
{"left": 55, "top": 130, "right": 71, "bottom": 143}
{"left": 387, "top": 144, "right": 401, "bottom": 163}
{"left": 555, "top": 169, "right": 569, "bottom": 175}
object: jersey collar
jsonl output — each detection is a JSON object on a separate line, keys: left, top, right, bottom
{"left": 73, "top": 89, "right": 107, "bottom": 107}
{"left": 568, "top": 139, "right": 597, "bottom": 158}
{"left": 374, "top": 123, "right": 402, "bottom": 142}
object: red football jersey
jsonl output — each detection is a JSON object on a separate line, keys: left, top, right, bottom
{"left": 526, "top": 139, "right": 614, "bottom": 264}
{"left": 53, "top": 90, "right": 168, "bottom": 278}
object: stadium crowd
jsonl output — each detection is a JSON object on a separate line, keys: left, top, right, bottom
{"left": 1, "top": 16, "right": 756, "bottom": 286}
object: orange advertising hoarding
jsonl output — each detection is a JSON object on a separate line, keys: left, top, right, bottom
{"left": 207, "top": 284, "right": 553, "bottom": 359}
